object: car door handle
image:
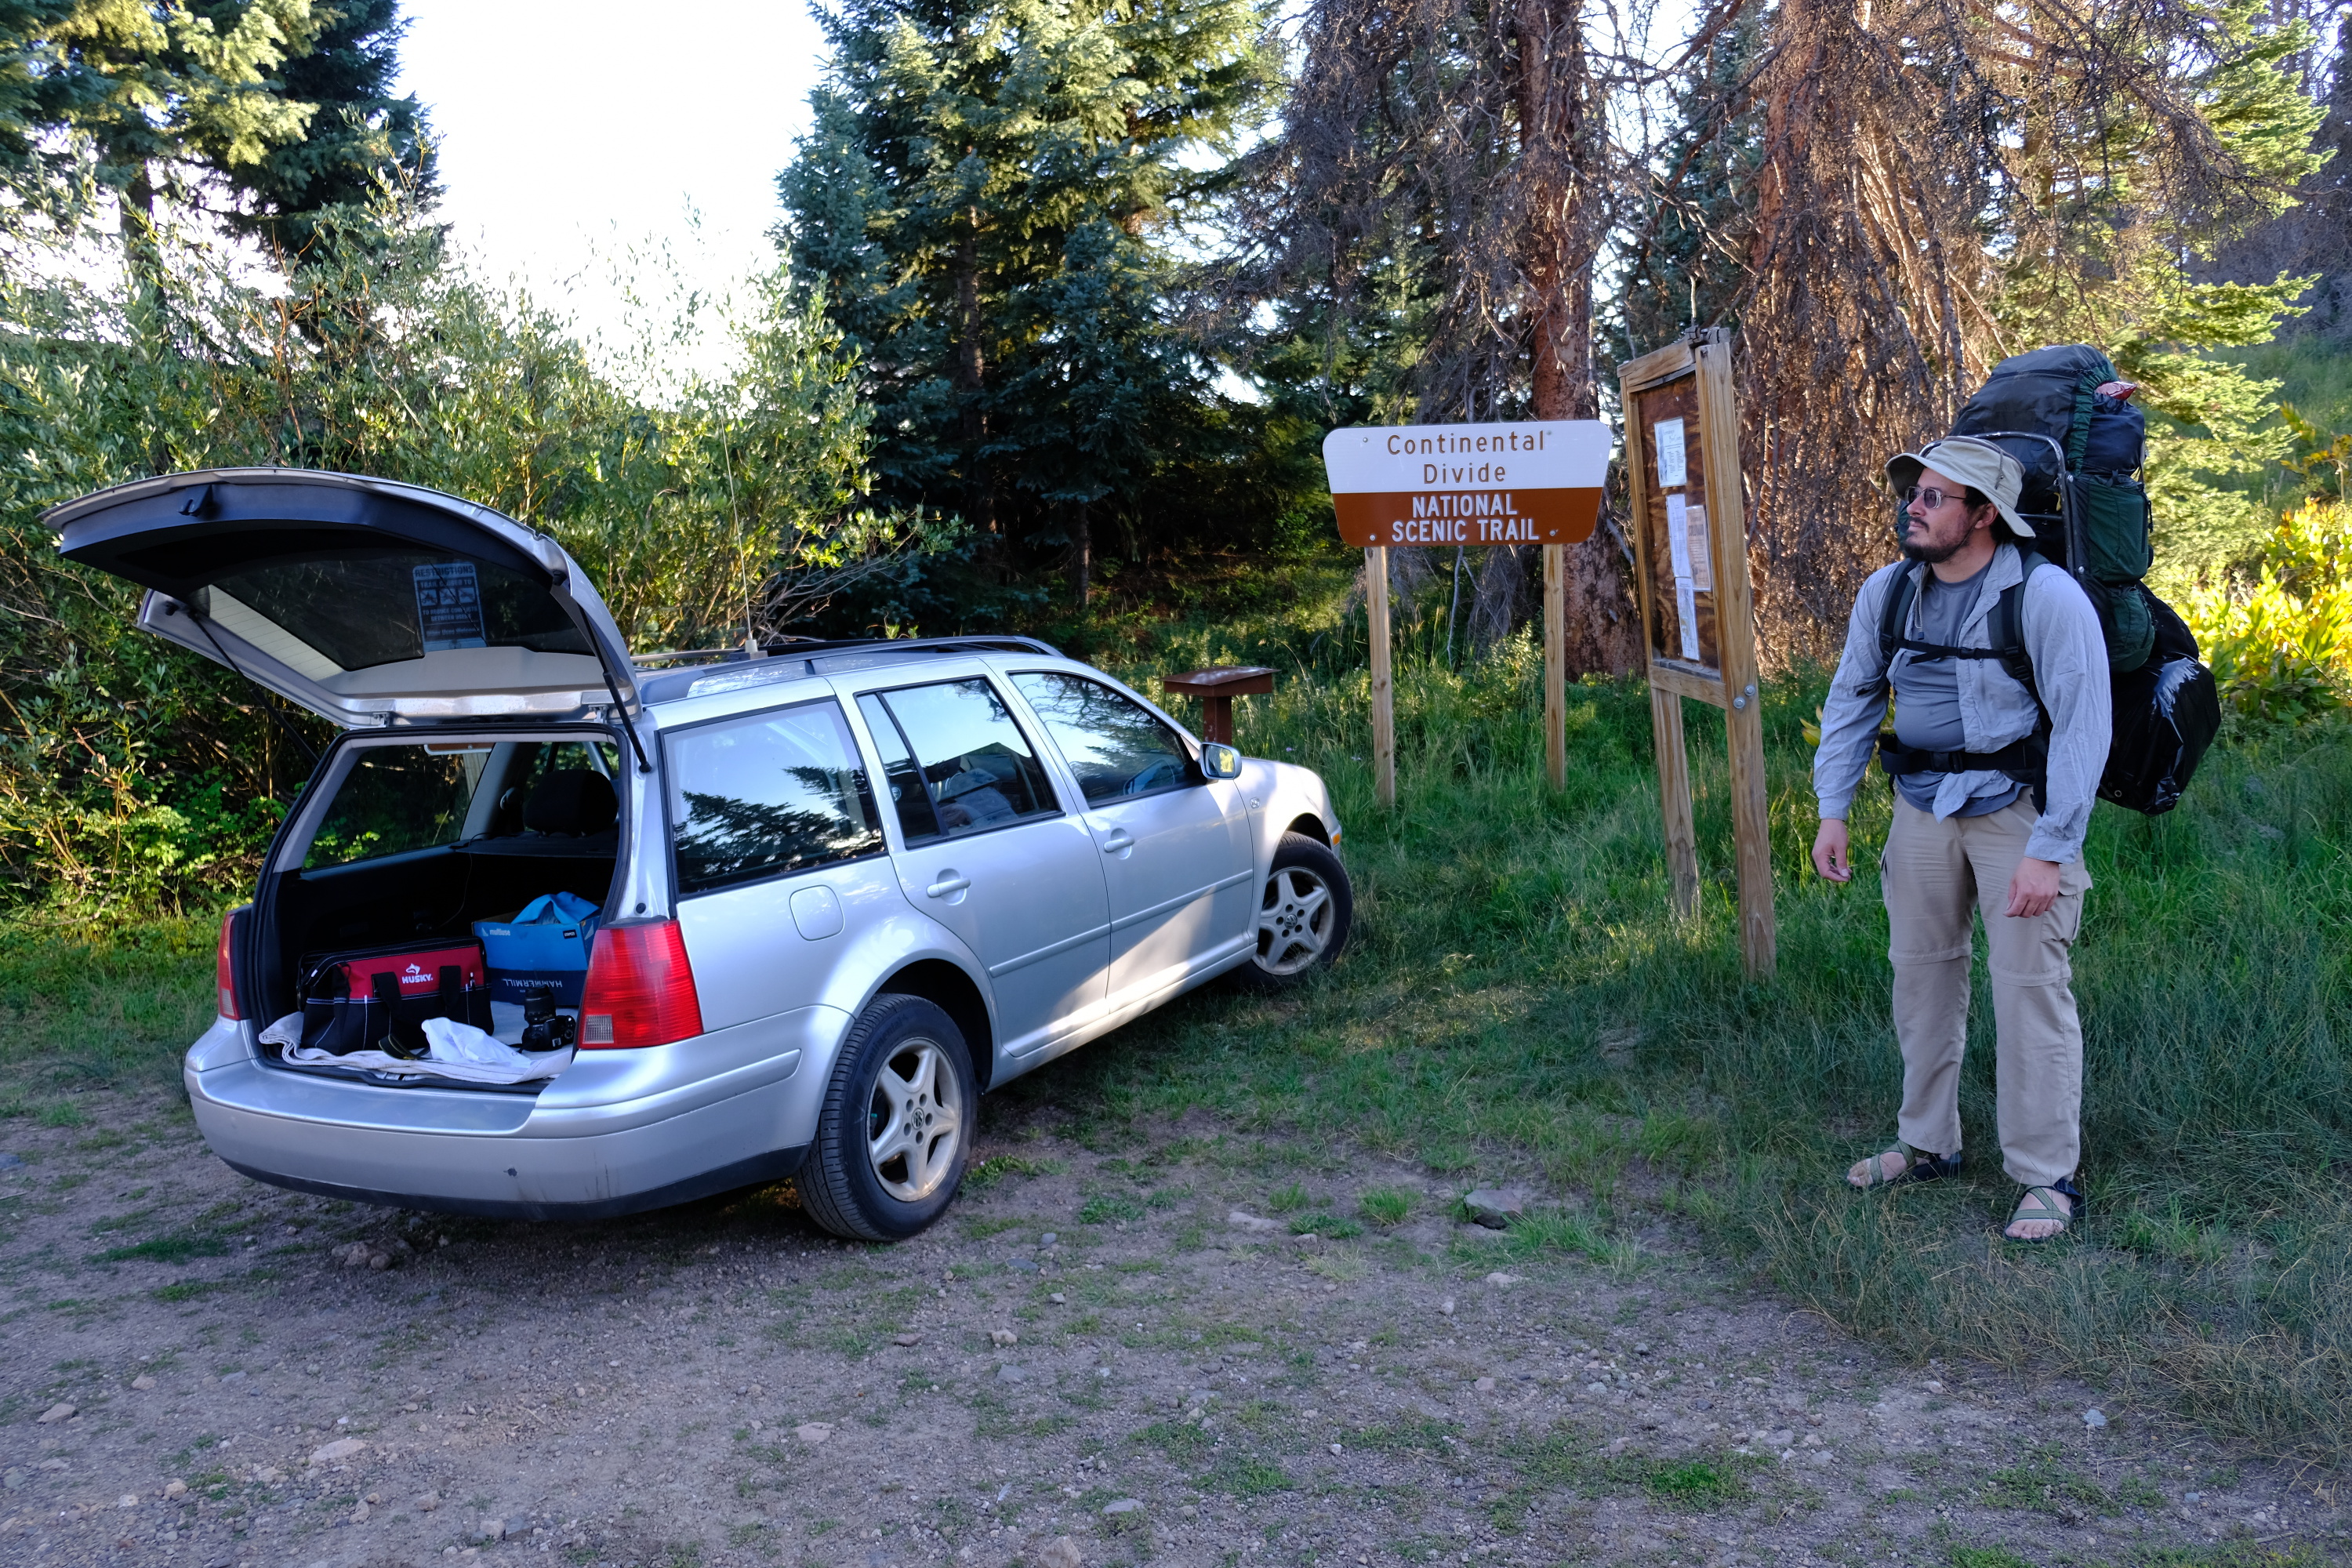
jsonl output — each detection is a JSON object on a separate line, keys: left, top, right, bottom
{"left": 1100, "top": 829, "right": 1134, "bottom": 857}
{"left": 925, "top": 873, "right": 971, "bottom": 898}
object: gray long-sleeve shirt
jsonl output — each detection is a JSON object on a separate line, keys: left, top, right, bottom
{"left": 1813, "top": 543, "right": 2111, "bottom": 864}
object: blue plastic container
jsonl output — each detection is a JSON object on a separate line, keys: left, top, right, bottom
{"left": 474, "top": 892, "right": 601, "bottom": 1007}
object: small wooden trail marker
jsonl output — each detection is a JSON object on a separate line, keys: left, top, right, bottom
{"left": 1617, "top": 328, "right": 1775, "bottom": 978}
{"left": 1161, "top": 666, "right": 1276, "bottom": 745}
{"left": 1322, "top": 420, "right": 1612, "bottom": 806}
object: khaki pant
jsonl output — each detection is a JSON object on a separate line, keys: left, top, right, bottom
{"left": 1880, "top": 794, "right": 2090, "bottom": 1188}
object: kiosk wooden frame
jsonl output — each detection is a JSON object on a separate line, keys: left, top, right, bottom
{"left": 1618, "top": 328, "right": 1775, "bottom": 977}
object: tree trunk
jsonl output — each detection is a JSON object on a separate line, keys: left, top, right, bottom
{"left": 1073, "top": 499, "right": 1091, "bottom": 608}
{"left": 1515, "top": 0, "right": 1637, "bottom": 677}
{"left": 954, "top": 234, "right": 993, "bottom": 534}
{"left": 120, "top": 162, "right": 162, "bottom": 308}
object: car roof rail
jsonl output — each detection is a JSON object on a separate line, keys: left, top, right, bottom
{"left": 632, "top": 633, "right": 1062, "bottom": 670}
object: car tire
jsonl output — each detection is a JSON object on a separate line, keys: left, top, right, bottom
{"left": 1232, "top": 832, "right": 1352, "bottom": 989}
{"left": 799, "top": 994, "right": 977, "bottom": 1242}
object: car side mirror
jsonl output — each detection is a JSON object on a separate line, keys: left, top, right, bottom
{"left": 1200, "top": 742, "right": 1242, "bottom": 780}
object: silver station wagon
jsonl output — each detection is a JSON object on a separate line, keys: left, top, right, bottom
{"left": 53, "top": 469, "right": 1352, "bottom": 1240}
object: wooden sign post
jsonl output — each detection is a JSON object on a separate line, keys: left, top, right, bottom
{"left": 1322, "top": 421, "right": 1612, "bottom": 806}
{"left": 1617, "top": 328, "right": 1774, "bottom": 978}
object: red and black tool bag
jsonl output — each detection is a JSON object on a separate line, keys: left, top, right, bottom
{"left": 297, "top": 942, "right": 492, "bottom": 1057}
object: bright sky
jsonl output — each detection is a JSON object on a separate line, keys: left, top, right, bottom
{"left": 394, "top": 0, "right": 829, "bottom": 368}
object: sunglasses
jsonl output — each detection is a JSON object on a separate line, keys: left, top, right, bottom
{"left": 1902, "top": 485, "right": 1971, "bottom": 510}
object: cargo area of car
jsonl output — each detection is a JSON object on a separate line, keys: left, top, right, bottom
{"left": 246, "top": 734, "right": 625, "bottom": 1090}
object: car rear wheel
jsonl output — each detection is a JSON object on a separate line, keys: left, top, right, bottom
{"left": 800, "top": 994, "right": 976, "bottom": 1241}
{"left": 1233, "top": 832, "right": 1352, "bottom": 989}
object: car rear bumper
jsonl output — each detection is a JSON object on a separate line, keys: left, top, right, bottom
{"left": 183, "top": 1005, "right": 848, "bottom": 1220}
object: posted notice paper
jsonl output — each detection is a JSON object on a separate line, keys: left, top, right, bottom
{"left": 1684, "top": 501, "right": 1711, "bottom": 593}
{"left": 1664, "top": 492, "right": 1701, "bottom": 662}
{"left": 1653, "top": 418, "right": 1687, "bottom": 489}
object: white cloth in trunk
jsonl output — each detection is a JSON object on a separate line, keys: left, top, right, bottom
{"left": 271, "top": 1014, "right": 572, "bottom": 1083}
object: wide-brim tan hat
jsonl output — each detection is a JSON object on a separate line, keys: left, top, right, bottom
{"left": 1885, "top": 436, "right": 2034, "bottom": 538}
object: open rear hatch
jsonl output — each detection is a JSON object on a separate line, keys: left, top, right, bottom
{"left": 54, "top": 470, "right": 646, "bottom": 1091}
{"left": 50, "top": 468, "right": 640, "bottom": 728}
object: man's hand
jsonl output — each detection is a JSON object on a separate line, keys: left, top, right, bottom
{"left": 1811, "top": 818, "right": 1853, "bottom": 884}
{"left": 2005, "top": 856, "right": 2063, "bottom": 919}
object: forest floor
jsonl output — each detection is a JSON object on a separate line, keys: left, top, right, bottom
{"left": 0, "top": 1078, "right": 2342, "bottom": 1568}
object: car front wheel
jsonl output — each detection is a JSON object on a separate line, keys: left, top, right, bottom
{"left": 800, "top": 994, "right": 976, "bottom": 1241}
{"left": 1234, "top": 831, "right": 1352, "bottom": 989}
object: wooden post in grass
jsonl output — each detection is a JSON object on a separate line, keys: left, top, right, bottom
{"left": 1618, "top": 328, "right": 1776, "bottom": 978}
{"left": 1367, "top": 546, "right": 1396, "bottom": 808}
{"left": 1544, "top": 543, "right": 1567, "bottom": 789}
{"left": 1323, "top": 423, "right": 1610, "bottom": 807}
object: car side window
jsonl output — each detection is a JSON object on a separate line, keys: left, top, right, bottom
{"left": 1011, "top": 672, "right": 1198, "bottom": 805}
{"left": 303, "top": 745, "right": 485, "bottom": 869}
{"left": 859, "top": 679, "right": 1059, "bottom": 840}
{"left": 855, "top": 694, "right": 945, "bottom": 842}
{"left": 666, "top": 700, "right": 884, "bottom": 896}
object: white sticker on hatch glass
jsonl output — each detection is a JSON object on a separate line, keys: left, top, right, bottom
{"left": 1653, "top": 417, "right": 1687, "bottom": 489}
{"left": 414, "top": 562, "right": 488, "bottom": 651}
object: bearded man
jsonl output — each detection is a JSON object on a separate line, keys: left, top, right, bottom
{"left": 1809, "top": 436, "right": 2111, "bottom": 1242}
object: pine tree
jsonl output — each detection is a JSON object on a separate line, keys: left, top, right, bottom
{"left": 1719, "top": 0, "right": 2327, "bottom": 648}
{"left": 1229, "top": 0, "right": 1639, "bottom": 673}
{"left": 212, "top": 0, "right": 438, "bottom": 256}
{"left": 1608, "top": 5, "right": 1762, "bottom": 364}
{"left": 1989, "top": 0, "right": 2324, "bottom": 586}
{"left": 0, "top": 4, "right": 436, "bottom": 267}
{"left": 775, "top": 0, "right": 1277, "bottom": 593}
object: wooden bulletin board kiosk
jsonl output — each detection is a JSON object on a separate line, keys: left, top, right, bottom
{"left": 1618, "top": 328, "right": 1775, "bottom": 978}
{"left": 1322, "top": 421, "right": 1612, "bottom": 806}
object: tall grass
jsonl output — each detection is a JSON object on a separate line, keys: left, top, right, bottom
{"left": 1031, "top": 611, "right": 2352, "bottom": 1465}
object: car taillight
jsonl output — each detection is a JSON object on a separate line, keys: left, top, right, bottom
{"left": 216, "top": 909, "right": 244, "bottom": 1020}
{"left": 579, "top": 920, "right": 702, "bottom": 1047}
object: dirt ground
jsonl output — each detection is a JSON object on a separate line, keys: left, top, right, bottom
{"left": 1, "top": 1083, "right": 2344, "bottom": 1568}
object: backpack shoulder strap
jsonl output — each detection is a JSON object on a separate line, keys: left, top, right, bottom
{"left": 1991, "top": 550, "right": 2046, "bottom": 710}
{"left": 1875, "top": 564, "right": 1919, "bottom": 670}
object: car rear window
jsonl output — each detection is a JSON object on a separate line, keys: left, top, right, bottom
{"left": 666, "top": 701, "right": 884, "bottom": 895}
{"left": 197, "top": 554, "right": 591, "bottom": 674}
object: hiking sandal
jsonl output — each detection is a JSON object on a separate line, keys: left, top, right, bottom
{"left": 2002, "top": 1178, "right": 2083, "bottom": 1243}
{"left": 1846, "top": 1144, "right": 1961, "bottom": 1190}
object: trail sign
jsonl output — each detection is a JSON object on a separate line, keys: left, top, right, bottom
{"left": 1322, "top": 422, "right": 1612, "bottom": 547}
{"left": 1322, "top": 419, "right": 1613, "bottom": 807}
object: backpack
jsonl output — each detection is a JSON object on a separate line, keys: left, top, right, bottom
{"left": 1949, "top": 343, "right": 2158, "bottom": 670}
{"left": 1877, "top": 344, "right": 2223, "bottom": 816}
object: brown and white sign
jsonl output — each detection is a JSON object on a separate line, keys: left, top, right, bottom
{"left": 1321, "top": 421, "right": 1612, "bottom": 548}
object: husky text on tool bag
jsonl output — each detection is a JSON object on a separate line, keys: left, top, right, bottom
{"left": 298, "top": 942, "right": 493, "bottom": 1058}
{"left": 1883, "top": 345, "right": 2220, "bottom": 815}
{"left": 474, "top": 891, "right": 601, "bottom": 1008}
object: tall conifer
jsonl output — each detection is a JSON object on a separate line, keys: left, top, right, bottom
{"left": 776, "top": 0, "right": 1276, "bottom": 590}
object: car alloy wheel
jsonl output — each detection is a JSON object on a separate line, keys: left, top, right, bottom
{"left": 800, "top": 993, "right": 977, "bottom": 1241}
{"left": 866, "top": 1039, "right": 964, "bottom": 1202}
{"left": 1235, "top": 831, "right": 1352, "bottom": 990}
{"left": 1258, "top": 865, "right": 1335, "bottom": 975}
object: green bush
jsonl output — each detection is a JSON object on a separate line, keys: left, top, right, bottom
{"left": 0, "top": 208, "right": 942, "bottom": 924}
{"left": 2183, "top": 499, "right": 2352, "bottom": 722}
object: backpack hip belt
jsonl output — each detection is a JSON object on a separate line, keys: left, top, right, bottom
{"left": 1875, "top": 730, "right": 2047, "bottom": 785}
